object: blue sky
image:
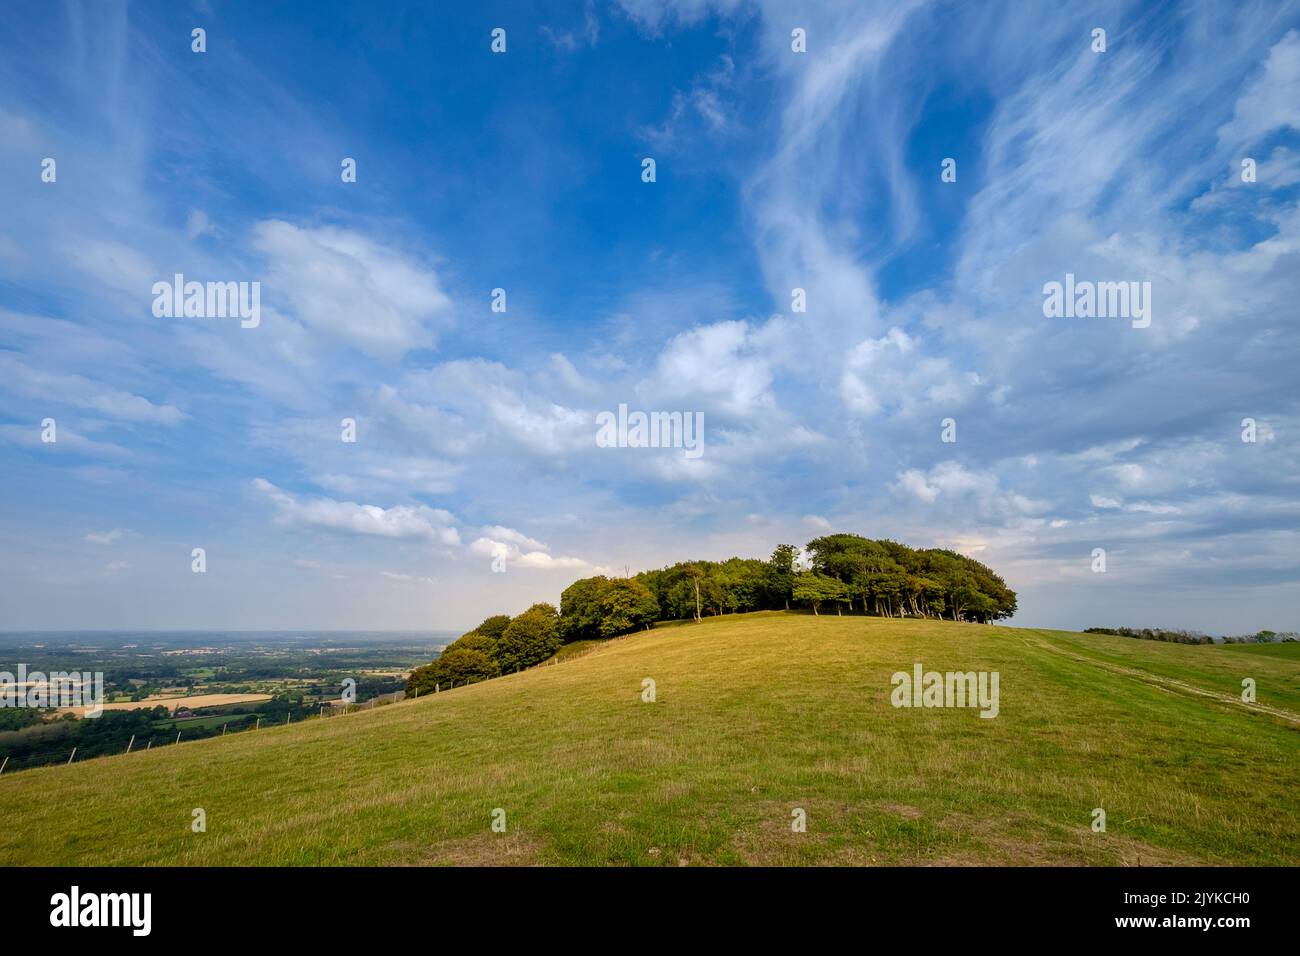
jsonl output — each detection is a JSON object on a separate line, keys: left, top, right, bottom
{"left": 1, "top": 0, "right": 1298, "bottom": 632}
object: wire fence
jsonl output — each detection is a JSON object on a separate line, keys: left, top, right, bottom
{"left": 0, "top": 732, "right": 189, "bottom": 775}
{"left": 0, "top": 706, "right": 320, "bottom": 776}
{"left": 1, "top": 637, "right": 632, "bottom": 777}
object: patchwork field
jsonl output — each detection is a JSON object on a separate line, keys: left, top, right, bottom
{"left": 60, "top": 693, "right": 273, "bottom": 716}
{"left": 2, "top": 613, "right": 1296, "bottom": 865}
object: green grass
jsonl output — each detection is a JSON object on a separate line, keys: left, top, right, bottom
{"left": 1217, "top": 641, "right": 1300, "bottom": 659}
{"left": 0, "top": 614, "right": 1295, "bottom": 866}
{"left": 544, "top": 638, "right": 609, "bottom": 663}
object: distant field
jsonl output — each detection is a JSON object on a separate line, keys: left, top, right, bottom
{"left": 61, "top": 693, "right": 272, "bottom": 716}
{"left": 4, "top": 613, "right": 1296, "bottom": 866}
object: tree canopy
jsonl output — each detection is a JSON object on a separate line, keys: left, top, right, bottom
{"left": 407, "top": 647, "right": 500, "bottom": 694}
{"left": 474, "top": 614, "right": 512, "bottom": 640}
{"left": 802, "top": 534, "right": 1016, "bottom": 622}
{"left": 496, "top": 603, "right": 563, "bottom": 672}
{"left": 407, "top": 531, "right": 1018, "bottom": 696}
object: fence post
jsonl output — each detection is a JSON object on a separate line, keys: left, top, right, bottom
{"left": 146, "top": 740, "right": 152, "bottom": 750}
{"left": 176, "top": 731, "right": 181, "bottom": 744}
{"left": 67, "top": 747, "right": 77, "bottom": 764}
{"left": 222, "top": 723, "right": 227, "bottom": 736}
{"left": 126, "top": 734, "right": 135, "bottom": 753}
{"left": 256, "top": 717, "right": 261, "bottom": 730}
{"left": 0, "top": 756, "right": 7, "bottom": 775}
{"left": 286, "top": 713, "right": 290, "bottom": 725}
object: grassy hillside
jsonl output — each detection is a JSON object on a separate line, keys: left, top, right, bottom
{"left": 1, "top": 613, "right": 1296, "bottom": 866}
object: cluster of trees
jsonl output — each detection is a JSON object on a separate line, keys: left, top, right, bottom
{"left": 1222, "top": 630, "right": 1298, "bottom": 644}
{"left": 618, "top": 536, "right": 1016, "bottom": 625}
{"left": 405, "top": 532, "right": 1019, "bottom": 696}
{"left": 405, "top": 605, "right": 562, "bottom": 695}
{"left": 1084, "top": 626, "right": 1213, "bottom": 645}
{"left": 560, "top": 576, "right": 662, "bottom": 640}
{"left": 631, "top": 549, "right": 797, "bottom": 620}
{"left": 793, "top": 535, "right": 1017, "bottom": 621}
{"left": 1086, "top": 626, "right": 1299, "bottom": 645}
{"left": 570, "top": 536, "right": 1018, "bottom": 627}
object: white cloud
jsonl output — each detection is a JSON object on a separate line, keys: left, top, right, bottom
{"left": 840, "top": 326, "right": 978, "bottom": 418}
{"left": 640, "top": 319, "right": 774, "bottom": 416}
{"left": 0, "top": 354, "right": 186, "bottom": 425}
{"left": 540, "top": 2, "right": 600, "bottom": 51}
{"left": 893, "top": 462, "right": 1048, "bottom": 520}
{"left": 381, "top": 571, "right": 437, "bottom": 586}
{"left": 85, "top": 528, "right": 128, "bottom": 545}
{"left": 185, "top": 210, "right": 215, "bottom": 240}
{"left": 400, "top": 360, "right": 593, "bottom": 458}
{"left": 469, "top": 526, "right": 592, "bottom": 571}
{"left": 478, "top": 525, "right": 548, "bottom": 552}
{"left": 641, "top": 54, "right": 737, "bottom": 146}
{"left": 251, "top": 478, "right": 461, "bottom": 545}
{"left": 251, "top": 220, "right": 453, "bottom": 359}
{"left": 0, "top": 424, "right": 130, "bottom": 458}
{"left": 1217, "top": 30, "right": 1300, "bottom": 147}
{"left": 68, "top": 239, "right": 156, "bottom": 297}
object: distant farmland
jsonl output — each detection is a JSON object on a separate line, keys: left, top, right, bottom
{"left": 62, "top": 693, "right": 273, "bottom": 716}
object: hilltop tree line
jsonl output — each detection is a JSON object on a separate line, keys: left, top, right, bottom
{"left": 406, "top": 533, "right": 1018, "bottom": 694}
{"left": 1085, "top": 626, "right": 1298, "bottom": 645}
{"left": 563, "top": 534, "right": 1016, "bottom": 634}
